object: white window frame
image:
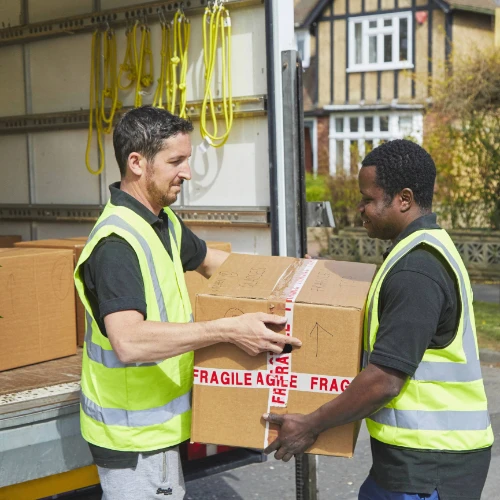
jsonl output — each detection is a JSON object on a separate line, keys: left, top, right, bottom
{"left": 347, "top": 11, "right": 413, "bottom": 73}
{"left": 328, "top": 112, "right": 423, "bottom": 175}
{"left": 294, "top": 29, "right": 311, "bottom": 69}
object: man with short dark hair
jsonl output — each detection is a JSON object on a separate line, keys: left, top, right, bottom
{"left": 263, "top": 139, "right": 493, "bottom": 500}
{"left": 74, "top": 106, "right": 301, "bottom": 500}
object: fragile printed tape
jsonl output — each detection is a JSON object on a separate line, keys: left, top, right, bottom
{"left": 266, "top": 259, "right": 318, "bottom": 410}
{"left": 193, "top": 367, "right": 353, "bottom": 395}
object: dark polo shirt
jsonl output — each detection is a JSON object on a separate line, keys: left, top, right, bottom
{"left": 82, "top": 183, "right": 207, "bottom": 468}
{"left": 368, "top": 213, "right": 491, "bottom": 500}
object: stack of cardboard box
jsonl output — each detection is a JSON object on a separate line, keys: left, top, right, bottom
{"left": 15, "top": 239, "right": 87, "bottom": 346}
{"left": 0, "top": 247, "right": 76, "bottom": 371}
{"left": 0, "top": 237, "right": 234, "bottom": 372}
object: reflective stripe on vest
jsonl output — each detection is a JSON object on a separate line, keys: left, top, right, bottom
{"left": 369, "top": 407, "right": 491, "bottom": 431}
{"left": 88, "top": 214, "right": 168, "bottom": 322}
{"left": 364, "top": 232, "right": 481, "bottom": 383}
{"left": 168, "top": 217, "right": 178, "bottom": 248}
{"left": 80, "top": 388, "right": 191, "bottom": 427}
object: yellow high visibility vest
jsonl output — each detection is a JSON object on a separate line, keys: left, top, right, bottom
{"left": 74, "top": 201, "right": 193, "bottom": 452}
{"left": 364, "top": 228, "right": 494, "bottom": 451}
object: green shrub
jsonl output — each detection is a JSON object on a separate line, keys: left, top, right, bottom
{"left": 305, "top": 173, "right": 361, "bottom": 229}
{"left": 305, "top": 173, "right": 330, "bottom": 202}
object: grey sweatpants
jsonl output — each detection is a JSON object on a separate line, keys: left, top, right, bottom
{"left": 97, "top": 447, "right": 185, "bottom": 500}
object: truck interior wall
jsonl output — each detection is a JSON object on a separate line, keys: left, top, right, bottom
{"left": 183, "top": 225, "right": 272, "bottom": 255}
{"left": 0, "top": 0, "right": 271, "bottom": 254}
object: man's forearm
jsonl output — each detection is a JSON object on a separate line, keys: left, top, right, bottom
{"left": 309, "top": 363, "right": 406, "bottom": 434}
{"left": 196, "top": 248, "right": 230, "bottom": 279}
{"left": 114, "top": 318, "right": 228, "bottom": 363}
{"left": 105, "top": 310, "right": 295, "bottom": 364}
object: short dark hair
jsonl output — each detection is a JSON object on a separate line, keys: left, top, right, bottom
{"left": 361, "top": 139, "right": 436, "bottom": 210}
{"left": 113, "top": 106, "right": 194, "bottom": 177}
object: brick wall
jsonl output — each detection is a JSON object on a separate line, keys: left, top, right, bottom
{"left": 317, "top": 116, "right": 330, "bottom": 175}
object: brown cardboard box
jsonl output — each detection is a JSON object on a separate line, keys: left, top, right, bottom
{"left": 0, "top": 235, "right": 22, "bottom": 248}
{"left": 0, "top": 248, "right": 77, "bottom": 371}
{"left": 15, "top": 239, "right": 86, "bottom": 346}
{"left": 191, "top": 254, "right": 376, "bottom": 457}
{"left": 184, "top": 241, "right": 232, "bottom": 313}
{"left": 67, "top": 237, "right": 89, "bottom": 242}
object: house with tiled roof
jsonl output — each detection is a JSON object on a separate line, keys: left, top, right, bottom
{"left": 294, "top": 0, "right": 496, "bottom": 175}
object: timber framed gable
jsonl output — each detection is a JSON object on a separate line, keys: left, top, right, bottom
{"left": 302, "top": 0, "right": 457, "bottom": 107}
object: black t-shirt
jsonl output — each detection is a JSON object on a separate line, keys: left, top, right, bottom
{"left": 82, "top": 183, "right": 207, "bottom": 468}
{"left": 369, "top": 213, "right": 491, "bottom": 500}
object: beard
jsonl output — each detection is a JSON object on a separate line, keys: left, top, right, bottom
{"left": 145, "top": 164, "right": 181, "bottom": 207}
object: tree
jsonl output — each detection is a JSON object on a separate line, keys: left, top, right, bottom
{"left": 424, "top": 46, "right": 500, "bottom": 229}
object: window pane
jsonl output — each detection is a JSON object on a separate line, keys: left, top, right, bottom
{"left": 399, "top": 116, "right": 413, "bottom": 136}
{"left": 365, "top": 140, "right": 374, "bottom": 155}
{"left": 380, "top": 116, "right": 389, "bottom": 132}
{"left": 336, "top": 140, "right": 345, "bottom": 172}
{"left": 369, "top": 36, "right": 377, "bottom": 64}
{"left": 399, "top": 18, "right": 408, "bottom": 61}
{"left": 369, "top": 20, "right": 377, "bottom": 29}
{"left": 384, "top": 34, "right": 393, "bottom": 63}
{"left": 384, "top": 19, "right": 392, "bottom": 27}
{"left": 355, "top": 23, "right": 362, "bottom": 64}
{"left": 365, "top": 117, "right": 374, "bottom": 132}
{"left": 350, "top": 117, "right": 359, "bottom": 132}
{"left": 336, "top": 118, "right": 344, "bottom": 132}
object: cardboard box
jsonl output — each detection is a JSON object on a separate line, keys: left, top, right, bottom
{"left": 0, "top": 235, "right": 22, "bottom": 248}
{"left": 67, "top": 237, "right": 89, "bottom": 242}
{"left": 0, "top": 248, "right": 77, "bottom": 371}
{"left": 15, "top": 239, "right": 86, "bottom": 346}
{"left": 185, "top": 241, "right": 232, "bottom": 313}
{"left": 191, "top": 254, "right": 376, "bottom": 457}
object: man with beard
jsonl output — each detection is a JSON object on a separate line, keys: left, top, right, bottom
{"left": 74, "top": 106, "right": 301, "bottom": 500}
{"left": 262, "top": 140, "right": 493, "bottom": 500}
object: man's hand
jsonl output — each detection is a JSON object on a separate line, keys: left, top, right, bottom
{"left": 223, "top": 313, "right": 301, "bottom": 356}
{"left": 262, "top": 412, "right": 318, "bottom": 461}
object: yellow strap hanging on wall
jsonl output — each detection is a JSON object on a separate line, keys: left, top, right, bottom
{"left": 85, "top": 30, "right": 105, "bottom": 176}
{"left": 153, "top": 17, "right": 172, "bottom": 109}
{"left": 101, "top": 27, "right": 122, "bottom": 134}
{"left": 118, "top": 21, "right": 139, "bottom": 90}
{"left": 200, "top": 1, "right": 233, "bottom": 149}
{"left": 178, "top": 14, "right": 190, "bottom": 118}
{"left": 169, "top": 9, "right": 190, "bottom": 117}
{"left": 134, "top": 23, "right": 154, "bottom": 108}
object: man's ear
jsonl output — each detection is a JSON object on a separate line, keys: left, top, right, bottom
{"left": 400, "top": 188, "right": 414, "bottom": 213}
{"left": 127, "top": 152, "right": 146, "bottom": 177}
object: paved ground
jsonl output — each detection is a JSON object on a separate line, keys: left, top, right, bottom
{"left": 186, "top": 364, "right": 500, "bottom": 500}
